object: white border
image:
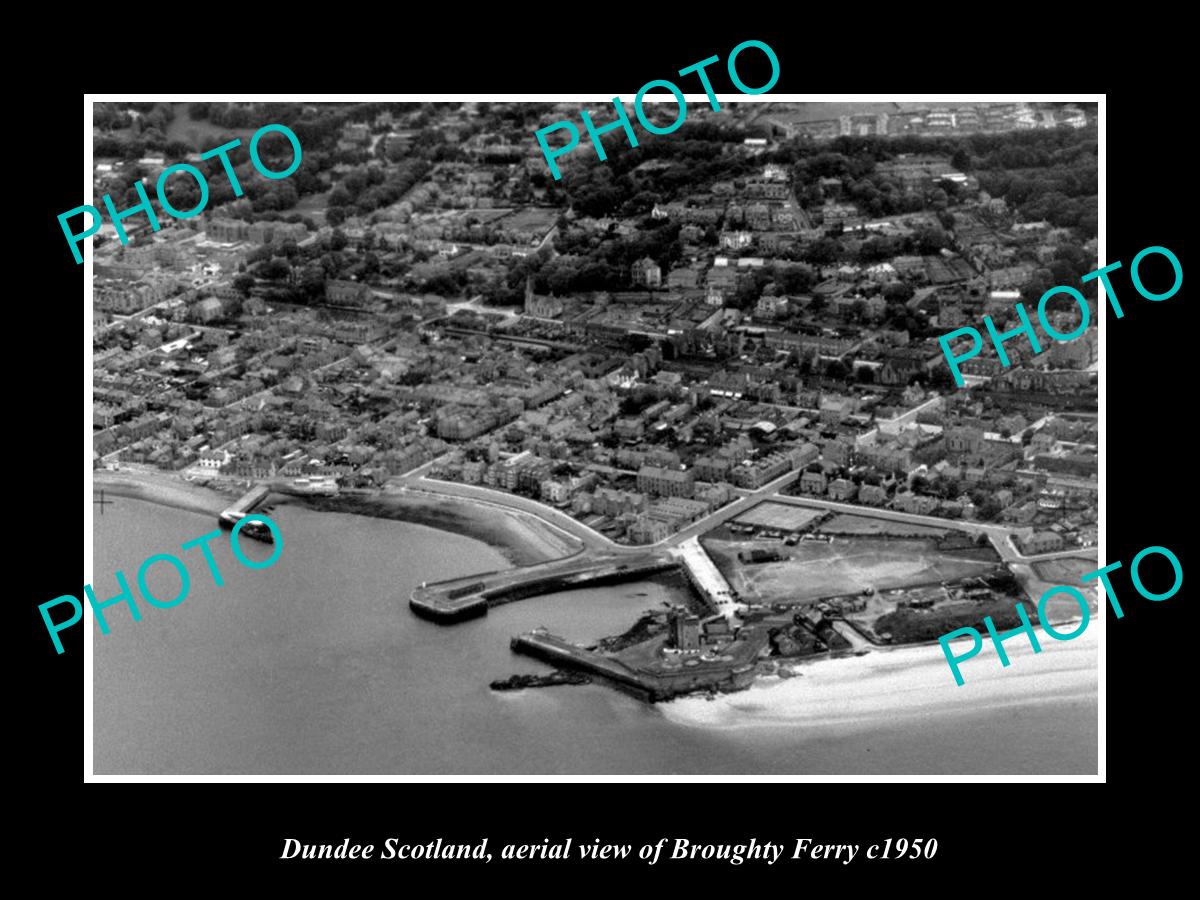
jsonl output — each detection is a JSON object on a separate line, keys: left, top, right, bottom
{"left": 84, "top": 93, "right": 1105, "bottom": 783}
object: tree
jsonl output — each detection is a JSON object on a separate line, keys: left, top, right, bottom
{"left": 232, "top": 274, "right": 256, "bottom": 296}
{"left": 883, "top": 281, "right": 914, "bottom": 304}
{"left": 328, "top": 185, "right": 352, "bottom": 207}
{"left": 929, "top": 365, "right": 954, "bottom": 389}
{"left": 776, "top": 263, "right": 815, "bottom": 294}
{"left": 824, "top": 359, "right": 849, "bottom": 380}
{"left": 804, "top": 237, "right": 842, "bottom": 266}
{"left": 913, "top": 225, "right": 950, "bottom": 255}
{"left": 257, "top": 258, "right": 291, "bottom": 281}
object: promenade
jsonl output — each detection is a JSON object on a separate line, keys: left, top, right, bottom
{"left": 401, "top": 460, "right": 1092, "bottom": 627}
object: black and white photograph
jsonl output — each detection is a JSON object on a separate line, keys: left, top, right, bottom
{"left": 79, "top": 95, "right": 1105, "bottom": 777}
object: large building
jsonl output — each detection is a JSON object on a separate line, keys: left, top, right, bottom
{"left": 637, "top": 465, "right": 694, "bottom": 498}
{"left": 524, "top": 276, "right": 563, "bottom": 318}
{"left": 326, "top": 279, "right": 372, "bottom": 306}
{"left": 631, "top": 257, "right": 662, "bottom": 288}
{"left": 669, "top": 608, "right": 701, "bottom": 650}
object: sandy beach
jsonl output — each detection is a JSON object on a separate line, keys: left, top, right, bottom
{"left": 93, "top": 468, "right": 580, "bottom": 567}
{"left": 659, "top": 621, "right": 1099, "bottom": 733}
{"left": 93, "top": 469, "right": 234, "bottom": 517}
{"left": 278, "top": 490, "right": 580, "bottom": 566}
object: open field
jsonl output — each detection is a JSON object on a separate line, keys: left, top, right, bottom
{"left": 1033, "top": 556, "right": 1096, "bottom": 584}
{"left": 497, "top": 206, "right": 557, "bottom": 231}
{"left": 165, "top": 112, "right": 255, "bottom": 149}
{"left": 817, "top": 513, "right": 947, "bottom": 538}
{"left": 704, "top": 536, "right": 1000, "bottom": 605}
{"left": 734, "top": 502, "right": 824, "bottom": 531}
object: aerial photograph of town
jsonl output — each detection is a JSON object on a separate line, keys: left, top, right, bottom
{"left": 89, "top": 99, "right": 1100, "bottom": 775}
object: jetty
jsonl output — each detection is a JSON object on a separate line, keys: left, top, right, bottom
{"left": 219, "top": 484, "right": 271, "bottom": 527}
{"left": 511, "top": 629, "right": 759, "bottom": 703}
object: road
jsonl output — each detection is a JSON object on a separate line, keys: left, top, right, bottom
{"left": 761, "top": 493, "right": 1096, "bottom": 564}
{"left": 398, "top": 466, "right": 805, "bottom": 554}
{"left": 397, "top": 464, "right": 1094, "bottom": 565}
{"left": 396, "top": 478, "right": 620, "bottom": 554}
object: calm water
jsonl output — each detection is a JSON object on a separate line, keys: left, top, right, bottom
{"left": 93, "top": 500, "right": 1097, "bottom": 774}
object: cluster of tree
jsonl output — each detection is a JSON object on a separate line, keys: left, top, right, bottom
{"left": 967, "top": 133, "right": 1098, "bottom": 236}
{"left": 549, "top": 120, "right": 756, "bottom": 218}
{"left": 775, "top": 127, "right": 1096, "bottom": 231}
{"left": 94, "top": 104, "right": 137, "bottom": 132}
{"left": 326, "top": 158, "right": 430, "bottom": 220}
{"left": 188, "top": 102, "right": 278, "bottom": 129}
{"left": 1018, "top": 242, "right": 1100, "bottom": 307}
{"left": 543, "top": 219, "right": 686, "bottom": 292}
{"left": 479, "top": 103, "right": 561, "bottom": 134}
{"left": 794, "top": 222, "right": 951, "bottom": 270}
{"left": 414, "top": 269, "right": 468, "bottom": 297}
{"left": 799, "top": 127, "right": 1095, "bottom": 173}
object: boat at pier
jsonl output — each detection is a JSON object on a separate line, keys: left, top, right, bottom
{"left": 217, "top": 484, "right": 274, "bottom": 543}
{"left": 218, "top": 511, "right": 275, "bottom": 543}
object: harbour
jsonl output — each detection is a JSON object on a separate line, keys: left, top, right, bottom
{"left": 92, "top": 493, "right": 1098, "bottom": 775}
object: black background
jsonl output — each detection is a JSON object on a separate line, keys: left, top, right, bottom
{"left": 20, "top": 22, "right": 1191, "bottom": 887}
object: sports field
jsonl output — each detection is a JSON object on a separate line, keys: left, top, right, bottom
{"left": 734, "top": 502, "right": 824, "bottom": 531}
{"left": 1032, "top": 557, "right": 1096, "bottom": 584}
{"left": 704, "top": 536, "right": 1000, "bottom": 605}
{"left": 817, "top": 514, "right": 947, "bottom": 538}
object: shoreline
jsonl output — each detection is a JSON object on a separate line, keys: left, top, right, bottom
{"left": 93, "top": 470, "right": 233, "bottom": 518}
{"left": 658, "top": 623, "right": 1099, "bottom": 735}
{"left": 93, "top": 469, "right": 580, "bottom": 567}
{"left": 274, "top": 491, "right": 580, "bottom": 566}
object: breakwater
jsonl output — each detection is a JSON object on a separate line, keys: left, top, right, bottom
{"left": 511, "top": 629, "right": 759, "bottom": 703}
{"left": 409, "top": 553, "right": 679, "bottom": 623}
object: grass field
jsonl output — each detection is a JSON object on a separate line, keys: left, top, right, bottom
{"left": 496, "top": 207, "right": 557, "bottom": 231}
{"left": 98, "top": 110, "right": 256, "bottom": 152}
{"left": 165, "top": 112, "right": 255, "bottom": 150}
{"left": 733, "top": 502, "right": 824, "bottom": 531}
{"left": 817, "top": 514, "right": 947, "bottom": 538}
{"left": 704, "top": 536, "right": 999, "bottom": 605}
{"left": 1032, "top": 557, "right": 1096, "bottom": 584}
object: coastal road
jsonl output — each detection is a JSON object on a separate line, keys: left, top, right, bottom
{"left": 762, "top": 493, "right": 1092, "bottom": 564}
{"left": 399, "top": 466, "right": 805, "bottom": 555}
{"left": 396, "top": 463, "right": 1083, "bottom": 576}
{"left": 766, "top": 492, "right": 1016, "bottom": 541}
{"left": 658, "top": 468, "right": 803, "bottom": 546}
{"left": 396, "top": 479, "right": 624, "bottom": 554}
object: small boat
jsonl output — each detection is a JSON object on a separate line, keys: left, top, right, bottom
{"left": 218, "top": 511, "right": 274, "bottom": 544}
